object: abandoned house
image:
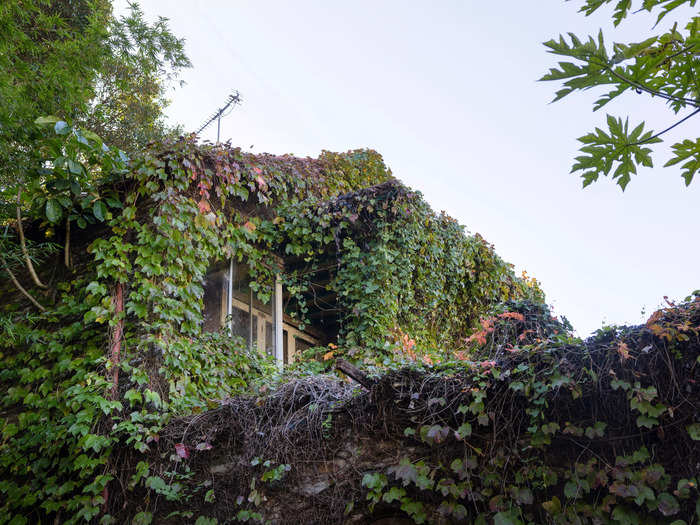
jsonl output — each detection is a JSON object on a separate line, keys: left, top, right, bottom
{"left": 182, "top": 141, "right": 528, "bottom": 365}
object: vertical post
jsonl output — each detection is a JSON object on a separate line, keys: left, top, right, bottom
{"left": 110, "top": 283, "right": 124, "bottom": 400}
{"left": 227, "top": 259, "right": 233, "bottom": 334}
{"left": 248, "top": 288, "right": 253, "bottom": 351}
{"left": 274, "top": 274, "right": 284, "bottom": 366}
{"left": 217, "top": 116, "right": 221, "bottom": 143}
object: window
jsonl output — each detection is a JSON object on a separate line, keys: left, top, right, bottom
{"left": 202, "top": 260, "right": 320, "bottom": 365}
{"left": 202, "top": 265, "right": 228, "bottom": 333}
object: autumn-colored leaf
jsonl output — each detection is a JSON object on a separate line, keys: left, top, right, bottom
{"left": 322, "top": 351, "right": 334, "bottom": 361}
{"left": 174, "top": 443, "right": 189, "bottom": 459}
{"left": 498, "top": 312, "right": 525, "bottom": 322}
{"left": 617, "top": 342, "right": 631, "bottom": 361}
{"left": 198, "top": 199, "right": 211, "bottom": 214}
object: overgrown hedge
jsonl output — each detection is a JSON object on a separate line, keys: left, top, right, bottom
{"left": 116, "top": 299, "right": 700, "bottom": 524}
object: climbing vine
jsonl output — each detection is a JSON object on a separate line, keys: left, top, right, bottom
{"left": 1, "top": 123, "right": 540, "bottom": 523}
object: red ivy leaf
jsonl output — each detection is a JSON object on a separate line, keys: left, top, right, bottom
{"left": 175, "top": 443, "right": 189, "bottom": 459}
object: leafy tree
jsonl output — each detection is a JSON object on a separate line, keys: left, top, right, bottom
{"left": 0, "top": 0, "right": 189, "bottom": 195}
{"left": 0, "top": 0, "right": 189, "bottom": 290}
{"left": 0, "top": 0, "right": 110, "bottom": 196}
{"left": 541, "top": 0, "right": 699, "bottom": 190}
{"left": 77, "top": 3, "right": 191, "bottom": 153}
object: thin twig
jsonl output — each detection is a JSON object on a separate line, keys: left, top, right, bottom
{"left": 628, "top": 107, "right": 700, "bottom": 146}
{"left": 586, "top": 54, "right": 700, "bottom": 108}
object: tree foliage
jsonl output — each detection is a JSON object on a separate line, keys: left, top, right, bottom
{"left": 0, "top": 0, "right": 190, "bottom": 216}
{"left": 541, "top": 0, "right": 700, "bottom": 189}
{"left": 77, "top": 3, "right": 191, "bottom": 153}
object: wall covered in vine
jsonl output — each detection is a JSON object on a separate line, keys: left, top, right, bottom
{"left": 0, "top": 124, "right": 538, "bottom": 523}
{"left": 119, "top": 298, "right": 700, "bottom": 524}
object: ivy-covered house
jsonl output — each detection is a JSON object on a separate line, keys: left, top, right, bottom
{"left": 4, "top": 130, "right": 700, "bottom": 525}
{"left": 0, "top": 132, "right": 542, "bottom": 522}
{"left": 173, "top": 142, "right": 540, "bottom": 366}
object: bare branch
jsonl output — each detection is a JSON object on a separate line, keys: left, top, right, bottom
{"left": 630, "top": 107, "right": 700, "bottom": 147}
{"left": 0, "top": 252, "right": 46, "bottom": 312}
{"left": 336, "top": 359, "right": 374, "bottom": 390}
{"left": 64, "top": 217, "right": 71, "bottom": 269}
{"left": 16, "top": 189, "right": 47, "bottom": 289}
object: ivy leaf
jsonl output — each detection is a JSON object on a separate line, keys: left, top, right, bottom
{"left": 564, "top": 481, "right": 579, "bottom": 499}
{"left": 636, "top": 415, "right": 658, "bottom": 428}
{"left": 494, "top": 510, "right": 524, "bottom": 525}
{"left": 145, "top": 476, "right": 168, "bottom": 492}
{"left": 657, "top": 492, "right": 680, "bottom": 516}
{"left": 388, "top": 459, "right": 418, "bottom": 486}
{"left": 425, "top": 425, "right": 449, "bottom": 444}
{"left": 542, "top": 496, "right": 561, "bottom": 515}
{"left": 687, "top": 423, "right": 700, "bottom": 441}
{"left": 132, "top": 511, "right": 153, "bottom": 525}
{"left": 455, "top": 422, "right": 472, "bottom": 440}
{"left": 381, "top": 486, "right": 405, "bottom": 503}
{"left": 515, "top": 487, "right": 533, "bottom": 505}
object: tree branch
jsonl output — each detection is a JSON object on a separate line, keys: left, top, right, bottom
{"left": 336, "top": 359, "right": 375, "bottom": 390}
{"left": 0, "top": 252, "right": 46, "bottom": 312}
{"left": 629, "top": 107, "right": 700, "bottom": 146}
{"left": 64, "top": 217, "right": 71, "bottom": 269}
{"left": 16, "top": 189, "right": 47, "bottom": 289}
{"left": 588, "top": 54, "right": 699, "bottom": 108}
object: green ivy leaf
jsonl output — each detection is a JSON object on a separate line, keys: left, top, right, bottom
{"left": 687, "top": 423, "right": 700, "bottom": 441}
{"left": 382, "top": 486, "right": 406, "bottom": 503}
{"left": 494, "top": 510, "right": 524, "bottom": 525}
{"left": 455, "top": 422, "right": 472, "bottom": 440}
{"left": 132, "top": 512, "right": 153, "bottom": 525}
{"left": 657, "top": 492, "right": 680, "bottom": 516}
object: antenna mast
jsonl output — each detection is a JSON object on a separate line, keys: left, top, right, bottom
{"left": 196, "top": 91, "right": 241, "bottom": 142}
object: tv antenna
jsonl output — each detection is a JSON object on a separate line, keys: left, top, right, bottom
{"left": 196, "top": 91, "right": 241, "bottom": 142}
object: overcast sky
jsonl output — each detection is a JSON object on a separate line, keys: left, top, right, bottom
{"left": 115, "top": 0, "right": 699, "bottom": 337}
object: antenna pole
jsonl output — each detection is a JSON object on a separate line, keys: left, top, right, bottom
{"left": 196, "top": 91, "right": 241, "bottom": 142}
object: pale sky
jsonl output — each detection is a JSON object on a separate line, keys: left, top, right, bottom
{"left": 115, "top": 0, "right": 700, "bottom": 337}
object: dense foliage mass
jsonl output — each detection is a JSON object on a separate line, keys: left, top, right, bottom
{"left": 0, "top": 123, "right": 537, "bottom": 523}
{"left": 119, "top": 298, "right": 700, "bottom": 524}
{"left": 542, "top": 0, "right": 700, "bottom": 189}
{"left": 0, "top": 0, "right": 189, "bottom": 221}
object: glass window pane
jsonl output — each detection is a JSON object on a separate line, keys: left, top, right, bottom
{"left": 283, "top": 329, "right": 288, "bottom": 363}
{"left": 231, "top": 306, "right": 250, "bottom": 346}
{"left": 202, "top": 268, "right": 228, "bottom": 333}
{"left": 265, "top": 321, "right": 274, "bottom": 357}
